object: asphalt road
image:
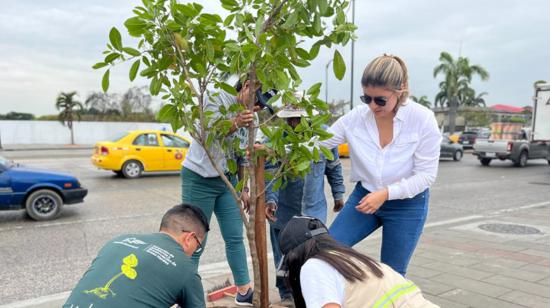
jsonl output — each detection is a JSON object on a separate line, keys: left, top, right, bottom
{"left": 1, "top": 149, "right": 550, "bottom": 305}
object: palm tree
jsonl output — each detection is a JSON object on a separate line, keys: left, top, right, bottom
{"left": 433, "top": 51, "right": 489, "bottom": 133}
{"left": 410, "top": 95, "right": 431, "bottom": 108}
{"left": 56, "top": 91, "right": 84, "bottom": 144}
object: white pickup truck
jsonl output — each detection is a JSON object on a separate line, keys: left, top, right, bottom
{"left": 473, "top": 84, "right": 550, "bottom": 167}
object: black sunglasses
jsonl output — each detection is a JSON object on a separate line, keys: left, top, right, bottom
{"left": 359, "top": 95, "right": 388, "bottom": 107}
{"left": 182, "top": 229, "right": 203, "bottom": 253}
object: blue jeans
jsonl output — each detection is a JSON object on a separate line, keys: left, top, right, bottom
{"left": 329, "top": 182, "right": 429, "bottom": 276}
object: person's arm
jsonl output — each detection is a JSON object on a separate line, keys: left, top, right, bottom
{"left": 264, "top": 158, "right": 280, "bottom": 221}
{"left": 387, "top": 114, "right": 441, "bottom": 200}
{"left": 202, "top": 92, "right": 253, "bottom": 136}
{"left": 325, "top": 147, "right": 345, "bottom": 204}
{"left": 180, "top": 273, "right": 206, "bottom": 308}
{"left": 319, "top": 113, "right": 348, "bottom": 150}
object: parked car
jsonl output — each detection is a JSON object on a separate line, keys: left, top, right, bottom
{"left": 92, "top": 130, "right": 191, "bottom": 178}
{"left": 440, "top": 136, "right": 464, "bottom": 161}
{"left": 458, "top": 130, "right": 491, "bottom": 148}
{"left": 0, "top": 156, "right": 87, "bottom": 220}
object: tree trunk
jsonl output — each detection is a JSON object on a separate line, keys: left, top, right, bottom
{"left": 69, "top": 121, "right": 75, "bottom": 145}
{"left": 254, "top": 156, "right": 268, "bottom": 308}
{"left": 448, "top": 97, "right": 458, "bottom": 134}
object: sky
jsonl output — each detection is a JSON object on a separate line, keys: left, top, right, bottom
{"left": 0, "top": 0, "right": 549, "bottom": 116}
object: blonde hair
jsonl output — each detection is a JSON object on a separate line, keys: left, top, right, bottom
{"left": 361, "top": 54, "right": 409, "bottom": 104}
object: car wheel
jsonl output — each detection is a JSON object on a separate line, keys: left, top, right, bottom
{"left": 25, "top": 189, "right": 63, "bottom": 221}
{"left": 480, "top": 158, "right": 492, "bottom": 166}
{"left": 453, "top": 150, "right": 463, "bottom": 161}
{"left": 122, "top": 160, "right": 143, "bottom": 178}
{"left": 514, "top": 151, "right": 528, "bottom": 167}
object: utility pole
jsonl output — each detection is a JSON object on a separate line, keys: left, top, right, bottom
{"left": 325, "top": 59, "right": 333, "bottom": 103}
{"left": 350, "top": 0, "right": 356, "bottom": 110}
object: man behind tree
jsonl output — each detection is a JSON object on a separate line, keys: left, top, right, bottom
{"left": 64, "top": 204, "right": 209, "bottom": 308}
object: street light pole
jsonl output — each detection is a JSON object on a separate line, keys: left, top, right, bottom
{"left": 350, "top": 0, "right": 355, "bottom": 110}
{"left": 325, "top": 59, "right": 333, "bottom": 103}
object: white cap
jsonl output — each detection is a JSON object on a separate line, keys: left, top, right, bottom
{"left": 276, "top": 105, "right": 309, "bottom": 118}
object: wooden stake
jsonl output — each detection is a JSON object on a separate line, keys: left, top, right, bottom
{"left": 254, "top": 156, "right": 269, "bottom": 308}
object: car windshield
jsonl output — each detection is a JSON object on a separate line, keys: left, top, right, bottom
{"left": 0, "top": 156, "right": 14, "bottom": 168}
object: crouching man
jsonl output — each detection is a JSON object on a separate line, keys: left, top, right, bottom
{"left": 64, "top": 204, "right": 209, "bottom": 308}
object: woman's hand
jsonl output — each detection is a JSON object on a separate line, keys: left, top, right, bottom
{"left": 355, "top": 188, "right": 389, "bottom": 214}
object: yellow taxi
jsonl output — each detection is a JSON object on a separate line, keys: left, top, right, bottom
{"left": 91, "top": 130, "right": 191, "bottom": 178}
{"left": 338, "top": 143, "right": 350, "bottom": 157}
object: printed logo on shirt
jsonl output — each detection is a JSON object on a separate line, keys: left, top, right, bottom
{"left": 145, "top": 245, "right": 177, "bottom": 267}
{"left": 83, "top": 254, "right": 139, "bottom": 300}
{"left": 113, "top": 237, "right": 147, "bottom": 249}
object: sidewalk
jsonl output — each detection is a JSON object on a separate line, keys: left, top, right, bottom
{"left": 5, "top": 202, "right": 550, "bottom": 307}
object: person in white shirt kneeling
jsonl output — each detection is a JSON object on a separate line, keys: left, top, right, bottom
{"left": 278, "top": 216, "right": 439, "bottom": 308}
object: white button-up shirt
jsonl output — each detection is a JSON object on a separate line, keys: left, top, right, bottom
{"left": 321, "top": 100, "right": 441, "bottom": 200}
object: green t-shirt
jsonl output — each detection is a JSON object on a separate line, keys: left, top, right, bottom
{"left": 64, "top": 233, "right": 205, "bottom": 308}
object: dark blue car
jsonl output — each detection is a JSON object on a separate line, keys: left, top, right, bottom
{"left": 0, "top": 156, "right": 87, "bottom": 220}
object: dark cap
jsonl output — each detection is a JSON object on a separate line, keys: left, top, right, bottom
{"left": 256, "top": 88, "right": 277, "bottom": 114}
{"left": 278, "top": 216, "right": 328, "bottom": 255}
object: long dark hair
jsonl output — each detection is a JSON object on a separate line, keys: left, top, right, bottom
{"left": 283, "top": 225, "right": 384, "bottom": 308}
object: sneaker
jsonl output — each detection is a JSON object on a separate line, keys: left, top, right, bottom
{"left": 235, "top": 288, "right": 254, "bottom": 306}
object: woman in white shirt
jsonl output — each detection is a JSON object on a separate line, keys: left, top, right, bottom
{"left": 321, "top": 54, "right": 441, "bottom": 276}
{"left": 278, "top": 216, "right": 438, "bottom": 308}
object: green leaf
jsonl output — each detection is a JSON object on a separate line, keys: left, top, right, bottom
{"left": 313, "top": 14, "right": 321, "bottom": 33}
{"left": 295, "top": 48, "right": 311, "bottom": 60}
{"left": 313, "top": 147, "right": 320, "bottom": 162}
{"left": 227, "top": 159, "right": 237, "bottom": 174}
{"left": 333, "top": 50, "right": 346, "bottom": 80}
{"left": 224, "top": 14, "right": 235, "bottom": 26}
{"left": 124, "top": 17, "right": 149, "bottom": 37}
{"left": 296, "top": 160, "right": 311, "bottom": 171}
{"left": 129, "top": 59, "right": 140, "bottom": 81}
{"left": 200, "top": 13, "right": 222, "bottom": 25}
{"left": 109, "top": 27, "right": 123, "bottom": 50}
{"left": 102, "top": 69, "right": 110, "bottom": 92}
{"left": 176, "top": 4, "right": 198, "bottom": 17}
{"left": 307, "top": 82, "right": 322, "bottom": 96}
{"left": 335, "top": 8, "right": 345, "bottom": 25}
{"left": 320, "top": 146, "right": 334, "bottom": 161}
{"left": 273, "top": 177, "right": 283, "bottom": 191}
{"left": 150, "top": 77, "right": 162, "bottom": 95}
{"left": 104, "top": 53, "right": 120, "bottom": 63}
{"left": 318, "top": 0, "right": 329, "bottom": 15}
{"left": 157, "top": 104, "right": 177, "bottom": 122}
{"left": 92, "top": 62, "right": 108, "bottom": 69}
{"left": 219, "top": 82, "right": 238, "bottom": 96}
{"left": 123, "top": 47, "right": 141, "bottom": 57}
{"left": 221, "top": 0, "right": 239, "bottom": 10}
{"left": 309, "top": 42, "right": 321, "bottom": 59}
